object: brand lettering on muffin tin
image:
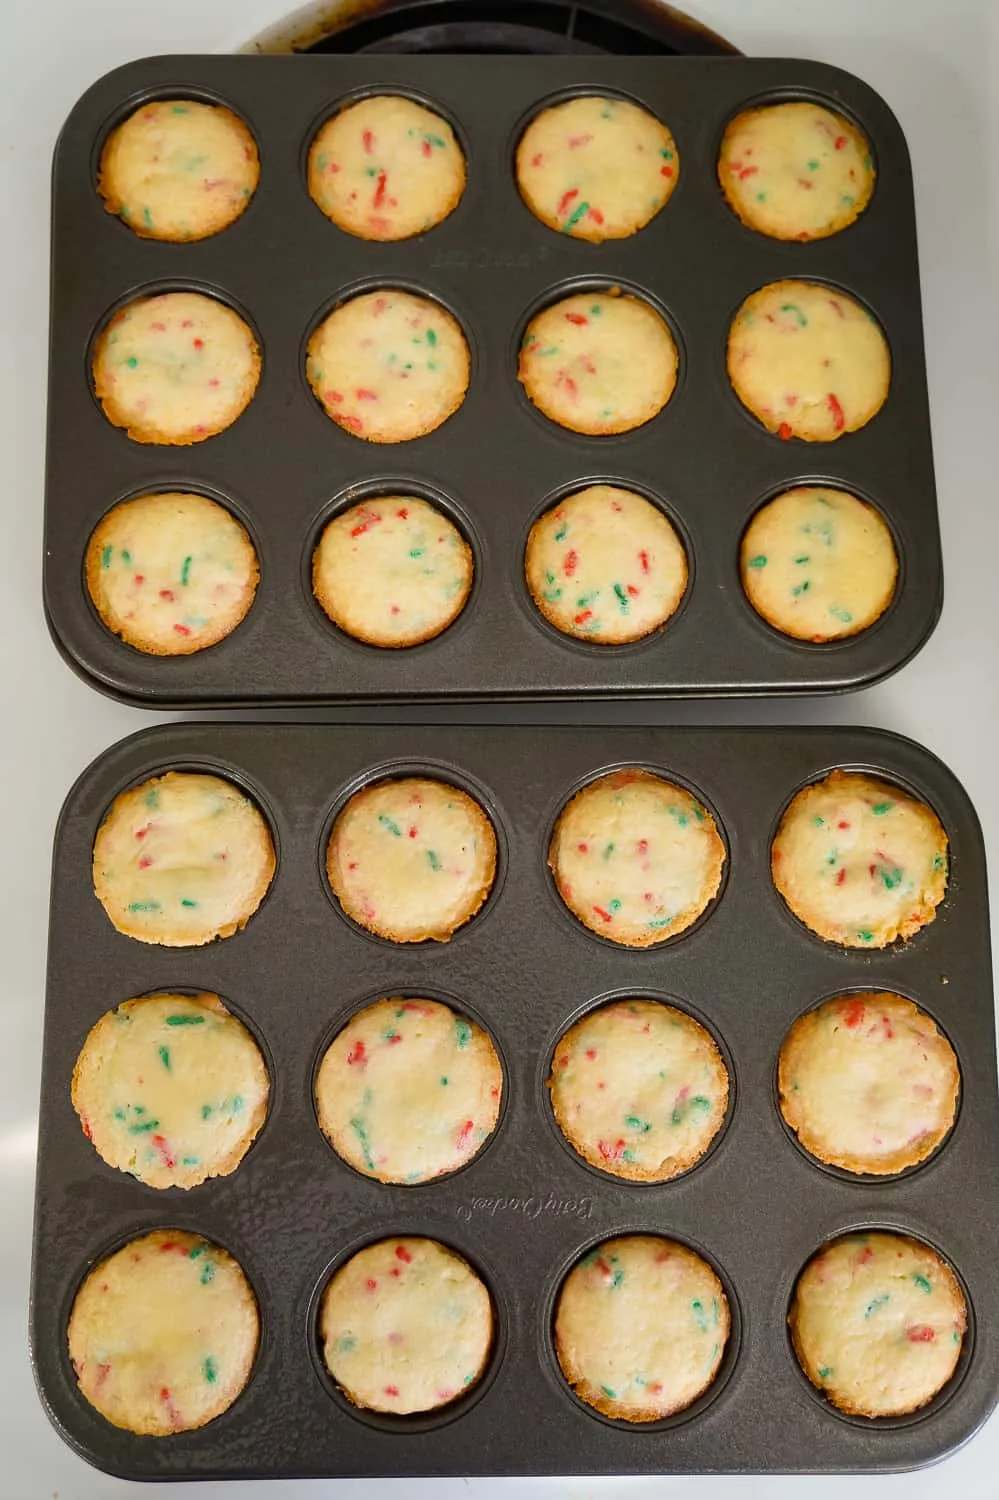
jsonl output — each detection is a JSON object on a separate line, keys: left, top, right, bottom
{"left": 429, "top": 246, "right": 543, "bottom": 272}
{"left": 455, "top": 1190, "right": 592, "bottom": 1223}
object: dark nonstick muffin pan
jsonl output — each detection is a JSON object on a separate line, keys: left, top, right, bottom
{"left": 45, "top": 54, "right": 940, "bottom": 705}
{"left": 31, "top": 723, "right": 998, "bottom": 1477}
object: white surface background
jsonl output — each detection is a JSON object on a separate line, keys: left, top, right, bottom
{"left": 2, "top": 0, "right": 998, "bottom": 1494}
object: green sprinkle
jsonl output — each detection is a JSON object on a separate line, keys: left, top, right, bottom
{"left": 872, "top": 801, "right": 894, "bottom": 815}
{"left": 554, "top": 524, "right": 568, "bottom": 542}
{"left": 563, "top": 199, "right": 590, "bottom": 232}
{"left": 601, "top": 1385, "right": 617, "bottom": 1399}
{"left": 660, "top": 147, "right": 674, "bottom": 160}
{"left": 590, "top": 304, "right": 602, "bottom": 315}
{"left": 841, "top": 193, "right": 856, "bottom": 206}
{"left": 350, "top": 1116, "right": 375, "bottom": 1171}
{"left": 203, "top": 1357, "right": 218, "bottom": 1384}
{"left": 440, "top": 1076, "right": 448, "bottom": 1086}
{"left": 142, "top": 207, "right": 153, "bottom": 228}
{"left": 791, "top": 581, "right": 811, "bottom": 596}
{"left": 829, "top": 606, "right": 853, "bottom": 623}
{"left": 180, "top": 555, "right": 192, "bottom": 587}
{"left": 100, "top": 544, "right": 113, "bottom": 568}
{"left": 144, "top": 788, "right": 160, "bottom": 810}
{"left": 624, "top": 1114, "right": 651, "bottom": 1132}
{"left": 427, "top": 849, "right": 441, "bottom": 871}
{"left": 608, "top": 898, "right": 621, "bottom": 913}
{"left": 813, "top": 816, "right": 825, "bottom": 827}
{"left": 188, "top": 1245, "right": 204, "bottom": 1259}
{"left": 543, "top": 587, "right": 563, "bottom": 602}
{"left": 201, "top": 1104, "right": 213, "bottom": 1120}
{"left": 613, "top": 582, "right": 629, "bottom": 612}
{"left": 120, "top": 549, "right": 131, "bottom": 564}
{"left": 863, "top": 154, "right": 872, "bottom": 169}
{"left": 181, "top": 1155, "right": 199, "bottom": 1166}
{"left": 748, "top": 555, "right": 767, "bottom": 568}
{"left": 378, "top": 814, "right": 402, "bottom": 837}
{"left": 669, "top": 807, "right": 689, "bottom": 828}
{"left": 230, "top": 1095, "right": 243, "bottom": 1114}
{"left": 338, "top": 1335, "right": 356, "bottom": 1353}
{"left": 125, "top": 356, "right": 138, "bottom": 368}
{"left": 913, "top": 1274, "right": 933, "bottom": 1294}
{"left": 881, "top": 867, "right": 903, "bottom": 890}
{"left": 171, "top": 105, "right": 190, "bottom": 115}
{"left": 603, "top": 842, "right": 615, "bottom": 859}
{"left": 179, "top": 898, "right": 199, "bottom": 911}
{"left": 857, "top": 929, "right": 875, "bottom": 943}
{"left": 781, "top": 303, "right": 808, "bottom": 326}
{"left": 818, "top": 1366, "right": 833, "bottom": 1380}
{"left": 157, "top": 1046, "right": 171, "bottom": 1071}
{"left": 127, "top": 900, "right": 161, "bottom": 913}
{"left": 953, "top": 1331, "right": 961, "bottom": 1345}
{"left": 455, "top": 1019, "right": 472, "bottom": 1049}
{"left": 128, "top": 1118, "right": 159, "bottom": 1134}
{"left": 409, "top": 548, "right": 425, "bottom": 559}
{"left": 692, "top": 1299, "right": 709, "bottom": 1332}
{"left": 690, "top": 1095, "right": 711, "bottom": 1112}
{"left": 865, "top": 1294, "right": 890, "bottom": 1319}
{"left": 113, "top": 1108, "right": 126, "bottom": 1121}
{"left": 119, "top": 205, "right": 130, "bottom": 220}
{"left": 933, "top": 854, "right": 945, "bottom": 872}
{"left": 426, "top": 327, "right": 437, "bottom": 347}
{"left": 648, "top": 915, "right": 672, "bottom": 929}
{"left": 166, "top": 1014, "right": 204, "bottom": 1026}
{"left": 382, "top": 1029, "right": 398, "bottom": 1044}
{"left": 424, "top": 134, "right": 446, "bottom": 150}
{"left": 756, "top": 191, "right": 767, "bottom": 201}
{"left": 808, "top": 158, "right": 820, "bottom": 170}
{"left": 794, "top": 555, "right": 810, "bottom": 565}
{"left": 200, "top": 1260, "right": 215, "bottom": 1285}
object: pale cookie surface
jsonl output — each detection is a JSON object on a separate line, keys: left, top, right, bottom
{"left": 93, "top": 291, "right": 260, "bottom": 445}
{"left": 306, "top": 289, "right": 469, "bottom": 443}
{"left": 779, "top": 992, "right": 958, "bottom": 1175}
{"left": 308, "top": 95, "right": 465, "bottom": 240}
{"left": 68, "top": 1230, "right": 258, "bottom": 1435}
{"left": 727, "top": 280, "right": 889, "bottom": 441}
{"left": 789, "top": 1232, "right": 966, "bottom": 1417}
{"left": 313, "top": 496, "right": 472, "bottom": 647}
{"left": 549, "top": 1000, "right": 727, "bottom": 1181}
{"left": 771, "top": 769, "right": 948, "bottom": 948}
{"left": 72, "top": 992, "right": 269, "bottom": 1189}
{"left": 98, "top": 100, "right": 259, "bottom": 242}
{"left": 555, "top": 1235, "right": 729, "bottom": 1421}
{"left": 93, "top": 771, "right": 276, "bottom": 947}
{"left": 86, "top": 492, "right": 259, "bottom": 655}
{"left": 741, "top": 486, "right": 897, "bottom": 642}
{"left": 549, "top": 769, "right": 725, "bottom": 946}
{"left": 317, "top": 998, "right": 502, "bottom": 1182}
{"left": 718, "top": 101, "right": 874, "bottom": 241}
{"left": 526, "top": 485, "right": 687, "bottom": 643}
{"left": 320, "top": 1237, "right": 492, "bottom": 1414}
{"left": 516, "top": 94, "right": 678, "bottom": 241}
{"left": 327, "top": 777, "right": 496, "bottom": 943}
{"left": 519, "top": 292, "right": 677, "bottom": 435}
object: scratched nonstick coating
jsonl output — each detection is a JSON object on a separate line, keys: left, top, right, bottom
{"left": 44, "top": 55, "right": 940, "bottom": 705}
{"left": 30, "top": 723, "right": 998, "bottom": 1477}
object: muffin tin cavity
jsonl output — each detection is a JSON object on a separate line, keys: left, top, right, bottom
{"left": 33, "top": 723, "right": 999, "bottom": 1477}
{"left": 47, "top": 55, "right": 940, "bottom": 703}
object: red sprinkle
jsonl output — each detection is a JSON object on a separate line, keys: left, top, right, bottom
{"left": 347, "top": 1041, "right": 367, "bottom": 1067}
{"left": 563, "top": 549, "right": 579, "bottom": 577}
{"left": 557, "top": 187, "right": 579, "bottom": 216}
{"left": 568, "top": 133, "right": 594, "bottom": 148}
{"left": 639, "top": 550, "right": 650, "bottom": 574}
{"left": 138, "top": 855, "right": 153, "bottom": 869}
{"left": 351, "top": 509, "right": 382, "bottom": 538}
{"left": 834, "top": 135, "right": 847, "bottom": 150}
{"left": 373, "top": 170, "right": 388, "bottom": 209}
{"left": 588, "top": 207, "right": 604, "bottom": 224}
{"left": 661, "top": 164, "right": 674, "bottom": 177}
{"left": 856, "top": 1246, "right": 874, "bottom": 1265}
{"left": 835, "top": 868, "right": 846, "bottom": 885}
{"left": 456, "top": 1119, "right": 475, "bottom": 1151}
{"left": 844, "top": 999, "right": 866, "bottom": 1029}
{"left": 574, "top": 609, "right": 593, "bottom": 625}
{"left": 362, "top": 129, "right": 375, "bottom": 155}
{"left": 421, "top": 139, "right": 432, "bottom": 159}
{"left": 396, "top": 507, "right": 409, "bottom": 519}
{"left": 593, "top": 904, "right": 613, "bottom": 923}
{"left": 828, "top": 392, "right": 846, "bottom": 431}
{"left": 626, "top": 584, "right": 639, "bottom": 598}
{"left": 192, "top": 338, "right": 204, "bottom": 351}
{"left": 366, "top": 1277, "right": 377, "bottom": 1291}
{"left": 738, "top": 165, "right": 759, "bottom": 180}
{"left": 395, "top": 1245, "right": 412, "bottom": 1263}
{"left": 531, "top": 152, "right": 543, "bottom": 166}
{"left": 577, "top": 842, "right": 589, "bottom": 853}
{"left": 151, "top": 1134, "right": 176, "bottom": 1168}
{"left": 907, "top": 1325, "right": 936, "bottom": 1343}
{"left": 384, "top": 1385, "right": 400, "bottom": 1396}
{"left": 173, "top": 623, "right": 191, "bottom": 637}
{"left": 837, "top": 820, "right": 850, "bottom": 829}
{"left": 356, "top": 388, "right": 379, "bottom": 401}
{"left": 159, "top": 589, "right": 175, "bottom": 602}
{"left": 565, "top": 312, "right": 589, "bottom": 326}
{"left": 778, "top": 422, "right": 793, "bottom": 440}
{"left": 585, "top": 1048, "right": 598, "bottom": 1060}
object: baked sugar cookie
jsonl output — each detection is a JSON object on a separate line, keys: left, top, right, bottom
{"left": 319, "top": 1237, "right": 493, "bottom": 1414}
{"left": 306, "top": 289, "right": 469, "bottom": 443}
{"left": 316, "top": 997, "right": 502, "bottom": 1182}
{"left": 549, "top": 769, "right": 725, "bottom": 946}
{"left": 308, "top": 95, "right": 465, "bottom": 240}
{"left": 789, "top": 1232, "right": 966, "bottom": 1417}
{"left": 327, "top": 777, "right": 496, "bottom": 943}
{"left": 516, "top": 95, "right": 678, "bottom": 241}
{"left": 98, "top": 100, "right": 258, "bottom": 241}
{"left": 741, "top": 486, "right": 897, "bottom": 642}
{"left": 555, "top": 1235, "right": 729, "bottom": 1421}
{"left": 313, "top": 496, "right": 472, "bottom": 646}
{"left": 72, "top": 992, "right": 269, "bottom": 1189}
{"left": 68, "top": 1230, "right": 258, "bottom": 1434}
{"left": 771, "top": 769, "right": 948, "bottom": 948}
{"left": 778, "top": 992, "right": 959, "bottom": 1175}
{"left": 92, "top": 291, "right": 260, "bottom": 445}
{"left": 519, "top": 292, "right": 677, "bottom": 435}
{"left": 525, "top": 485, "right": 687, "bottom": 643}
{"left": 548, "top": 999, "right": 727, "bottom": 1181}
{"left": 719, "top": 101, "right": 874, "bottom": 241}
{"left": 86, "top": 492, "right": 259, "bottom": 655}
{"left": 93, "top": 770, "right": 276, "bottom": 946}
{"left": 727, "top": 280, "right": 889, "bottom": 441}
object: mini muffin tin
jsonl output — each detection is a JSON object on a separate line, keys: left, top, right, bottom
{"left": 45, "top": 55, "right": 940, "bottom": 705}
{"left": 31, "top": 723, "right": 999, "bottom": 1477}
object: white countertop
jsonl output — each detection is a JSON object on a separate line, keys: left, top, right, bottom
{"left": 3, "top": 0, "right": 998, "bottom": 1494}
